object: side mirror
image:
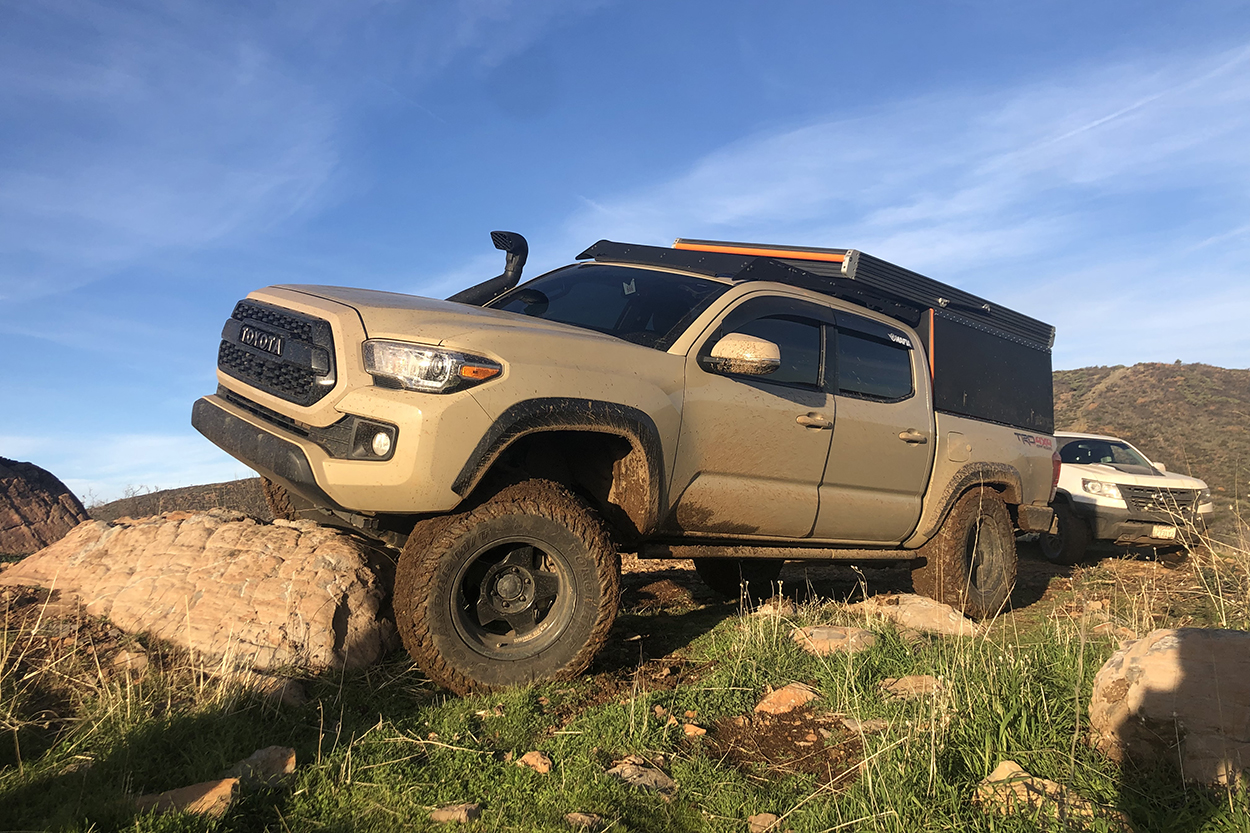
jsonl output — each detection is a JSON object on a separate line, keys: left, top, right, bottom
{"left": 704, "top": 333, "right": 781, "bottom": 376}
{"left": 1154, "top": 462, "right": 1167, "bottom": 472}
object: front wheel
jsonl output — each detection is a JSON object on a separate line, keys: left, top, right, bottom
{"left": 1039, "top": 502, "right": 1091, "bottom": 565}
{"left": 912, "top": 487, "right": 1017, "bottom": 618}
{"left": 393, "top": 480, "right": 620, "bottom": 695}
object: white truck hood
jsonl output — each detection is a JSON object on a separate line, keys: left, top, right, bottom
{"left": 1060, "top": 463, "right": 1207, "bottom": 491}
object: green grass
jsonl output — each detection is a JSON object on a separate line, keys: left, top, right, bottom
{"left": 4, "top": 544, "right": 1250, "bottom": 832}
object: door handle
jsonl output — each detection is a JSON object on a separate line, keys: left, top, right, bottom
{"left": 898, "top": 429, "right": 928, "bottom": 444}
{"left": 796, "top": 413, "right": 833, "bottom": 430}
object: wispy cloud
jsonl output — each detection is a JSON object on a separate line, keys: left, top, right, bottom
{"left": 0, "top": 3, "right": 340, "bottom": 303}
{"left": 0, "top": 0, "right": 603, "bottom": 305}
{"left": 556, "top": 44, "right": 1250, "bottom": 369}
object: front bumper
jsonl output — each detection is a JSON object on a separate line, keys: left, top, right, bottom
{"left": 192, "top": 396, "right": 342, "bottom": 510}
{"left": 1067, "top": 497, "right": 1204, "bottom": 546}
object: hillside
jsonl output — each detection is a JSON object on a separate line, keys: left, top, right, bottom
{"left": 1054, "top": 361, "right": 1250, "bottom": 538}
{"left": 89, "top": 478, "right": 272, "bottom": 523}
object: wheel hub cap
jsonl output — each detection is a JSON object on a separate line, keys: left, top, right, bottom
{"left": 495, "top": 570, "right": 525, "bottom": 602}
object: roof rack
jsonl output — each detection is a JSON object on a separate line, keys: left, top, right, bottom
{"left": 577, "top": 238, "right": 1054, "bottom": 350}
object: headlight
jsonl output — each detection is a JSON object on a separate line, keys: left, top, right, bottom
{"left": 363, "top": 340, "right": 501, "bottom": 393}
{"left": 1198, "top": 487, "right": 1212, "bottom": 505}
{"left": 1081, "top": 479, "right": 1123, "bottom": 501}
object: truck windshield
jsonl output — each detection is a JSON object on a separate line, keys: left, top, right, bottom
{"left": 487, "top": 263, "right": 729, "bottom": 349}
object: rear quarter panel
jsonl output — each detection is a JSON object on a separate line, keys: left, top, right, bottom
{"left": 901, "top": 413, "right": 1055, "bottom": 548}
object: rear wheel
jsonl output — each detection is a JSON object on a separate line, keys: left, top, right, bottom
{"left": 693, "top": 558, "right": 783, "bottom": 602}
{"left": 393, "top": 480, "right": 619, "bottom": 695}
{"left": 1039, "top": 502, "right": 1091, "bottom": 565}
{"left": 912, "top": 487, "right": 1017, "bottom": 618}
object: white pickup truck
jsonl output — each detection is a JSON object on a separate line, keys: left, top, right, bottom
{"left": 1041, "top": 431, "right": 1213, "bottom": 564}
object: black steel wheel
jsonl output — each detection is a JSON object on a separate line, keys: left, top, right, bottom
{"left": 394, "top": 480, "right": 619, "bottom": 694}
{"left": 912, "top": 487, "right": 1017, "bottom": 618}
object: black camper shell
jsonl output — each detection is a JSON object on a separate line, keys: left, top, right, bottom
{"left": 577, "top": 238, "right": 1055, "bottom": 435}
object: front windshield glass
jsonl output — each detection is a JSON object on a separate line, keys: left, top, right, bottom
{"left": 1058, "top": 438, "right": 1154, "bottom": 471}
{"left": 487, "top": 263, "right": 729, "bottom": 349}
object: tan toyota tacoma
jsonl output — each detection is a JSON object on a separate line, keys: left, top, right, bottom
{"left": 193, "top": 233, "right": 1059, "bottom": 694}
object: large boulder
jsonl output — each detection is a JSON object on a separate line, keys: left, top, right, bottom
{"left": 0, "top": 457, "right": 89, "bottom": 556}
{"left": 0, "top": 510, "right": 396, "bottom": 671}
{"left": 1089, "top": 628, "right": 1250, "bottom": 785}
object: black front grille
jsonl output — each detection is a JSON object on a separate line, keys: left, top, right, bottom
{"left": 233, "top": 301, "right": 315, "bottom": 341}
{"left": 1119, "top": 485, "right": 1197, "bottom": 520}
{"left": 217, "top": 300, "right": 336, "bottom": 406}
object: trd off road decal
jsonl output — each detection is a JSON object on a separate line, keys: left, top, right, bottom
{"left": 1013, "top": 432, "right": 1053, "bottom": 450}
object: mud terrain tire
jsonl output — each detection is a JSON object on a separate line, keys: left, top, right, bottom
{"left": 393, "top": 480, "right": 619, "bottom": 695}
{"left": 1039, "top": 501, "right": 1091, "bottom": 565}
{"left": 912, "top": 487, "right": 1016, "bottom": 618}
{"left": 260, "top": 477, "right": 296, "bottom": 522}
{"left": 693, "top": 558, "right": 784, "bottom": 603}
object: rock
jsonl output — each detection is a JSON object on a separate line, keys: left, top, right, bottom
{"left": 134, "top": 777, "right": 238, "bottom": 817}
{"left": 973, "top": 760, "right": 1133, "bottom": 830}
{"left": 429, "top": 802, "right": 482, "bottom": 824}
{"left": 747, "top": 812, "right": 782, "bottom": 833}
{"left": 683, "top": 723, "right": 706, "bottom": 737}
{"left": 0, "top": 510, "right": 396, "bottom": 671}
{"left": 1091, "top": 621, "right": 1136, "bottom": 641}
{"left": 1090, "top": 628, "right": 1250, "bottom": 785}
{"left": 754, "top": 682, "right": 819, "bottom": 715}
{"left": 565, "top": 811, "right": 602, "bottom": 829}
{"left": 606, "top": 755, "right": 677, "bottom": 792}
{"left": 880, "top": 675, "right": 942, "bottom": 699}
{"left": 791, "top": 625, "right": 878, "bottom": 656}
{"left": 33, "top": 618, "right": 79, "bottom": 638}
{"left": 0, "top": 458, "right": 89, "bottom": 557}
{"left": 841, "top": 716, "right": 889, "bottom": 734}
{"left": 849, "top": 594, "right": 983, "bottom": 637}
{"left": 240, "top": 672, "right": 309, "bottom": 707}
{"left": 752, "top": 597, "right": 795, "bottom": 617}
{"left": 222, "top": 746, "right": 296, "bottom": 789}
{"left": 111, "top": 649, "right": 149, "bottom": 673}
{"left": 516, "top": 750, "right": 553, "bottom": 773}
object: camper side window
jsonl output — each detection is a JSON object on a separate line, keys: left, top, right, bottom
{"left": 836, "top": 321, "right": 913, "bottom": 401}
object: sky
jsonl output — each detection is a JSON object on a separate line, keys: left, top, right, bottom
{"left": 3, "top": 0, "right": 1250, "bottom": 503}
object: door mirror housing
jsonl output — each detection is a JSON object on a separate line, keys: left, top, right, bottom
{"left": 1154, "top": 461, "right": 1167, "bottom": 472}
{"left": 704, "top": 333, "right": 781, "bottom": 376}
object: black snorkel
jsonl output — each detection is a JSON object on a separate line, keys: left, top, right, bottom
{"left": 446, "top": 231, "right": 529, "bottom": 306}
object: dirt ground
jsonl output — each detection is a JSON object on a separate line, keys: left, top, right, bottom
{"left": 618, "top": 539, "right": 1211, "bottom": 619}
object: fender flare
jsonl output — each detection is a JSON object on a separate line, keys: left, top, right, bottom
{"left": 905, "top": 462, "right": 1024, "bottom": 547}
{"left": 452, "top": 397, "right": 666, "bottom": 530}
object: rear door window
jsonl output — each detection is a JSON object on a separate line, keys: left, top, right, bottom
{"left": 833, "top": 315, "right": 914, "bottom": 401}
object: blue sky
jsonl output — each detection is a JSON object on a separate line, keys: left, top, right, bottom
{"left": 3, "top": 0, "right": 1250, "bottom": 503}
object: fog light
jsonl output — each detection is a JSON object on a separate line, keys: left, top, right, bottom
{"left": 371, "top": 432, "right": 392, "bottom": 457}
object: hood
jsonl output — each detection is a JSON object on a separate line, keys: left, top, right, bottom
{"left": 278, "top": 284, "right": 627, "bottom": 348}
{"left": 1063, "top": 462, "right": 1208, "bottom": 491}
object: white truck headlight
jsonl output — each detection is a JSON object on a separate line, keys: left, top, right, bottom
{"left": 1198, "top": 487, "right": 1212, "bottom": 505}
{"left": 363, "top": 340, "right": 501, "bottom": 393}
{"left": 1081, "top": 478, "right": 1123, "bottom": 501}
